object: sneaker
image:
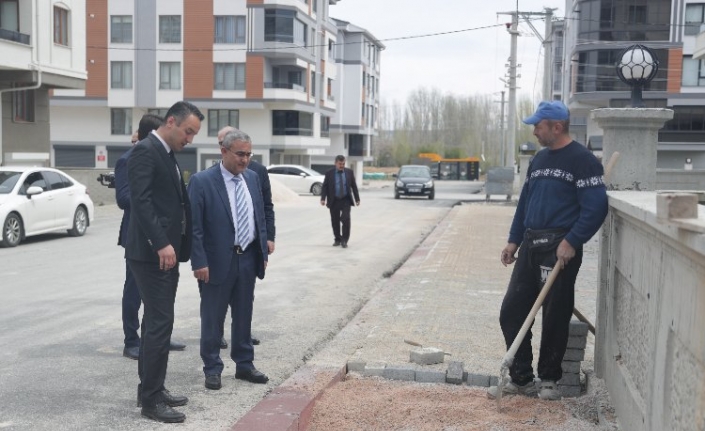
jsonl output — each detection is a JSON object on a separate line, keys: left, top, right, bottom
{"left": 486, "top": 380, "right": 537, "bottom": 399}
{"left": 538, "top": 380, "right": 561, "bottom": 400}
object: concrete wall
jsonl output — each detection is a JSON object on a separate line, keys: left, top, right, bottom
{"left": 595, "top": 191, "right": 705, "bottom": 431}
{"left": 656, "top": 169, "right": 705, "bottom": 191}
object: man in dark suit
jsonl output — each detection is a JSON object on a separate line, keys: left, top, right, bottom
{"left": 188, "top": 129, "right": 270, "bottom": 391}
{"left": 320, "top": 155, "right": 360, "bottom": 248}
{"left": 116, "top": 114, "right": 186, "bottom": 360}
{"left": 126, "top": 101, "right": 204, "bottom": 423}
{"left": 215, "top": 126, "right": 275, "bottom": 349}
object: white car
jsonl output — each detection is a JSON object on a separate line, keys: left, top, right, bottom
{"left": 267, "top": 164, "right": 325, "bottom": 196}
{"left": 0, "top": 167, "right": 95, "bottom": 247}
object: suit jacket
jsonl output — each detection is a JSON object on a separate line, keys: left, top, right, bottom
{"left": 115, "top": 146, "right": 134, "bottom": 248}
{"left": 125, "top": 134, "right": 192, "bottom": 263}
{"left": 247, "top": 159, "right": 275, "bottom": 242}
{"left": 321, "top": 167, "right": 360, "bottom": 209}
{"left": 188, "top": 164, "right": 268, "bottom": 284}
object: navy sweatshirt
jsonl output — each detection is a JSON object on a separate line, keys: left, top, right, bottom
{"left": 508, "top": 141, "right": 608, "bottom": 248}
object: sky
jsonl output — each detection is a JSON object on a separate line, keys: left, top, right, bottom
{"left": 330, "top": 0, "right": 566, "bottom": 107}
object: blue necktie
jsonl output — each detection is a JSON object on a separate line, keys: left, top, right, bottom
{"left": 233, "top": 177, "right": 251, "bottom": 247}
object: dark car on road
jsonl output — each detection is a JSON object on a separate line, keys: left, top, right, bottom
{"left": 393, "top": 165, "right": 435, "bottom": 200}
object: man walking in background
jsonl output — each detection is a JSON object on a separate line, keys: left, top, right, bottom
{"left": 320, "top": 155, "right": 360, "bottom": 248}
{"left": 115, "top": 114, "right": 186, "bottom": 360}
{"left": 126, "top": 101, "right": 203, "bottom": 423}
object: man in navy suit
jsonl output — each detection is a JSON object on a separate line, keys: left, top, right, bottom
{"left": 188, "top": 129, "right": 270, "bottom": 391}
{"left": 320, "top": 155, "right": 360, "bottom": 248}
{"left": 115, "top": 114, "right": 186, "bottom": 360}
{"left": 126, "top": 101, "right": 203, "bottom": 423}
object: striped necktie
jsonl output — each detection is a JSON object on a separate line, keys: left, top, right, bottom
{"left": 233, "top": 176, "right": 251, "bottom": 247}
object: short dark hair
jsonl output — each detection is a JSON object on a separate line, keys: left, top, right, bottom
{"left": 164, "top": 101, "right": 204, "bottom": 124}
{"left": 137, "top": 114, "right": 163, "bottom": 140}
{"left": 335, "top": 155, "right": 346, "bottom": 162}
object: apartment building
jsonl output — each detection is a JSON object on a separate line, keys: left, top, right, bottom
{"left": 49, "top": 0, "right": 382, "bottom": 181}
{"left": 0, "top": 0, "right": 86, "bottom": 166}
{"left": 556, "top": 0, "right": 705, "bottom": 169}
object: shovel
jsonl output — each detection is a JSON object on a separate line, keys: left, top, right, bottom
{"left": 496, "top": 263, "right": 561, "bottom": 411}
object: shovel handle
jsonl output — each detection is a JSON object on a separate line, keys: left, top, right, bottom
{"left": 403, "top": 339, "right": 423, "bottom": 347}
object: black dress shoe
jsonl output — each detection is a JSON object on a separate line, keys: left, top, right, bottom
{"left": 205, "top": 374, "right": 222, "bottom": 390}
{"left": 341, "top": 241, "right": 348, "bottom": 248}
{"left": 169, "top": 341, "right": 186, "bottom": 351}
{"left": 235, "top": 368, "right": 269, "bottom": 384}
{"left": 141, "top": 402, "right": 185, "bottom": 423}
{"left": 333, "top": 240, "right": 341, "bottom": 246}
{"left": 251, "top": 337, "right": 260, "bottom": 345}
{"left": 123, "top": 346, "right": 139, "bottom": 360}
{"left": 220, "top": 337, "right": 228, "bottom": 349}
{"left": 137, "top": 385, "right": 188, "bottom": 408}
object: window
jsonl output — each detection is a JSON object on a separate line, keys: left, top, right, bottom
{"left": 320, "top": 115, "right": 330, "bottom": 137}
{"left": 578, "top": 0, "right": 670, "bottom": 42}
{"left": 208, "top": 110, "right": 239, "bottom": 136}
{"left": 44, "top": 171, "right": 71, "bottom": 190}
{"left": 265, "top": 9, "right": 303, "bottom": 43}
{"left": 111, "top": 15, "right": 132, "bottom": 43}
{"left": 311, "top": 72, "right": 316, "bottom": 97}
{"left": 214, "top": 63, "right": 246, "bottom": 90}
{"left": 685, "top": 4, "right": 705, "bottom": 35}
{"left": 159, "top": 62, "right": 181, "bottom": 89}
{"left": 683, "top": 56, "right": 705, "bottom": 87}
{"left": 272, "top": 110, "right": 313, "bottom": 136}
{"left": 111, "top": 61, "right": 133, "bottom": 89}
{"left": 663, "top": 106, "right": 705, "bottom": 131}
{"left": 627, "top": 5, "right": 646, "bottom": 24}
{"left": 111, "top": 108, "right": 132, "bottom": 135}
{"left": 1, "top": 0, "right": 19, "bottom": 32}
{"left": 214, "top": 16, "right": 246, "bottom": 44}
{"left": 148, "top": 108, "right": 168, "bottom": 117}
{"left": 159, "top": 15, "right": 181, "bottom": 43}
{"left": 53, "top": 6, "right": 68, "bottom": 45}
{"left": 13, "top": 89, "right": 34, "bottom": 122}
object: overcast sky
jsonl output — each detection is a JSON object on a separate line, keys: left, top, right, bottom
{"left": 330, "top": 0, "right": 565, "bottom": 107}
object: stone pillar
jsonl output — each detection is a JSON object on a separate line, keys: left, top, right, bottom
{"left": 591, "top": 108, "right": 673, "bottom": 191}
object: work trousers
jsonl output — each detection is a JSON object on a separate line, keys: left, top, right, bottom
{"left": 329, "top": 198, "right": 352, "bottom": 242}
{"left": 499, "top": 231, "right": 582, "bottom": 385}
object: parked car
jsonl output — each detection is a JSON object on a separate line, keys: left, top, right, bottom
{"left": 393, "top": 165, "right": 435, "bottom": 200}
{"left": 0, "top": 167, "right": 95, "bottom": 247}
{"left": 266, "top": 164, "right": 324, "bottom": 196}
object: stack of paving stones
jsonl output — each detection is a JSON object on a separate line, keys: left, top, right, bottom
{"left": 346, "top": 320, "right": 589, "bottom": 398}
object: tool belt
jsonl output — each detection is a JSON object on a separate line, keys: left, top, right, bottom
{"left": 524, "top": 228, "right": 567, "bottom": 253}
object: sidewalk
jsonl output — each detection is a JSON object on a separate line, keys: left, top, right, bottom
{"left": 234, "top": 202, "right": 611, "bottom": 430}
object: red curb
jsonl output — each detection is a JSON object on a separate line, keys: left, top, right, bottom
{"left": 231, "top": 365, "right": 347, "bottom": 431}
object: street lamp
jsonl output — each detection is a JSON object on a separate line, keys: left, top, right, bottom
{"left": 615, "top": 44, "right": 659, "bottom": 108}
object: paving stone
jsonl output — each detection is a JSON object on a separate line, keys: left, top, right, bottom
{"left": 410, "top": 347, "right": 445, "bottom": 365}
{"left": 569, "top": 321, "right": 589, "bottom": 337}
{"left": 467, "top": 373, "right": 491, "bottom": 387}
{"left": 563, "top": 348, "right": 585, "bottom": 362}
{"left": 561, "top": 361, "right": 581, "bottom": 374}
{"left": 346, "top": 360, "right": 366, "bottom": 374}
{"left": 415, "top": 369, "right": 446, "bottom": 383}
{"left": 383, "top": 366, "right": 416, "bottom": 381}
{"left": 559, "top": 384, "right": 582, "bottom": 398}
{"left": 446, "top": 361, "right": 464, "bottom": 385}
{"left": 489, "top": 375, "right": 499, "bottom": 386}
{"left": 567, "top": 335, "right": 587, "bottom": 349}
{"left": 363, "top": 362, "right": 386, "bottom": 377}
{"left": 558, "top": 372, "right": 581, "bottom": 386}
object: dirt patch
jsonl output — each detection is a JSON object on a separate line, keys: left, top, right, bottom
{"left": 307, "top": 374, "right": 614, "bottom": 431}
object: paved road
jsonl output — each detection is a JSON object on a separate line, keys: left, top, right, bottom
{"left": 0, "top": 181, "right": 483, "bottom": 430}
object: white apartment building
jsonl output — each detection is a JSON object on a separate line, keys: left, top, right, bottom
{"left": 49, "top": 0, "right": 382, "bottom": 181}
{"left": 0, "top": 0, "right": 87, "bottom": 166}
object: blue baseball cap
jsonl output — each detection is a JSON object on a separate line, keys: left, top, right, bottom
{"left": 523, "top": 101, "right": 570, "bottom": 125}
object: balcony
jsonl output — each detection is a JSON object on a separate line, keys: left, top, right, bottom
{"left": 0, "top": 28, "right": 30, "bottom": 45}
{"left": 695, "top": 27, "right": 705, "bottom": 60}
{"left": 265, "top": 82, "right": 306, "bottom": 92}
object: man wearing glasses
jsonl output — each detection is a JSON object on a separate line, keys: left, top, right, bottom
{"left": 188, "top": 129, "right": 270, "bottom": 390}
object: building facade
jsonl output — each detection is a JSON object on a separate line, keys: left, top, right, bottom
{"left": 0, "top": 0, "right": 87, "bottom": 166}
{"left": 49, "top": 0, "right": 382, "bottom": 181}
{"left": 557, "top": 0, "right": 705, "bottom": 169}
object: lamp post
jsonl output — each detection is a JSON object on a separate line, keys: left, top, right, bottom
{"left": 615, "top": 44, "right": 659, "bottom": 108}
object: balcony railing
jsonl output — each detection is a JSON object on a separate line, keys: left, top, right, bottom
{"left": 326, "top": 94, "right": 335, "bottom": 101}
{"left": 264, "top": 82, "right": 306, "bottom": 92}
{"left": 0, "top": 28, "right": 30, "bottom": 45}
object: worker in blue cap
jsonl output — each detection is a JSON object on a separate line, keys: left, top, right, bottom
{"left": 488, "top": 100, "right": 608, "bottom": 401}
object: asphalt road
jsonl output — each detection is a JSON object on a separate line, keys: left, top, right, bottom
{"left": 0, "top": 181, "right": 484, "bottom": 430}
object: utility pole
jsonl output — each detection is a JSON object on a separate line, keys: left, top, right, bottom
{"left": 494, "top": 90, "right": 506, "bottom": 166}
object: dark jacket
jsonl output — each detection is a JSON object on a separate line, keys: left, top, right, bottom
{"left": 125, "top": 134, "right": 192, "bottom": 263}
{"left": 320, "top": 167, "right": 360, "bottom": 208}
{"left": 115, "top": 146, "right": 134, "bottom": 248}
{"left": 247, "top": 159, "right": 275, "bottom": 242}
